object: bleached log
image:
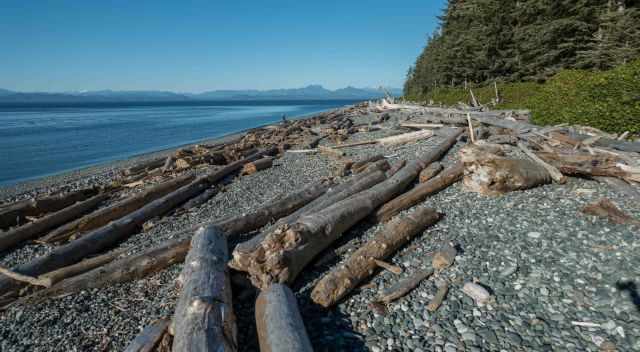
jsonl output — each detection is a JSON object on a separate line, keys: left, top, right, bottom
{"left": 375, "top": 162, "right": 463, "bottom": 222}
{"left": 0, "top": 188, "right": 98, "bottom": 230}
{"left": 0, "top": 194, "right": 108, "bottom": 252}
{"left": 41, "top": 174, "right": 195, "bottom": 243}
{"left": 400, "top": 123, "right": 445, "bottom": 129}
{"left": 172, "top": 226, "right": 236, "bottom": 352}
{"left": 311, "top": 207, "right": 441, "bottom": 307}
{"left": 256, "top": 284, "right": 313, "bottom": 352}
{"left": 377, "top": 130, "right": 433, "bottom": 146}
{"left": 0, "top": 151, "right": 271, "bottom": 296}
{"left": 461, "top": 144, "right": 551, "bottom": 196}
{"left": 419, "top": 162, "right": 443, "bottom": 183}
{"left": 36, "top": 248, "right": 126, "bottom": 287}
{"left": 124, "top": 319, "right": 170, "bottom": 352}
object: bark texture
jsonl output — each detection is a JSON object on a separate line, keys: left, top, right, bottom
{"left": 172, "top": 226, "right": 237, "bottom": 352}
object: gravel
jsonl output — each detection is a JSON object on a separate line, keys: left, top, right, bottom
{"left": 1, "top": 110, "right": 639, "bottom": 351}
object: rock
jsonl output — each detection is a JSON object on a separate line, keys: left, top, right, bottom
{"left": 499, "top": 263, "right": 518, "bottom": 278}
{"left": 462, "top": 282, "right": 491, "bottom": 305}
{"left": 527, "top": 231, "right": 541, "bottom": 239}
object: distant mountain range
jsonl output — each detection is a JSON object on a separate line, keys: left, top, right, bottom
{"left": 0, "top": 85, "right": 402, "bottom": 103}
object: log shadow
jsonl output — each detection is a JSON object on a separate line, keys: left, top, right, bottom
{"left": 616, "top": 280, "right": 640, "bottom": 313}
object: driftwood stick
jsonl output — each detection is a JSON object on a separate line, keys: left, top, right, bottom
{"left": 310, "top": 207, "right": 441, "bottom": 307}
{"left": 256, "top": 284, "right": 313, "bottom": 352}
{"left": 517, "top": 142, "right": 567, "bottom": 184}
{"left": 426, "top": 282, "right": 449, "bottom": 312}
{"left": 467, "top": 113, "right": 476, "bottom": 143}
{"left": 0, "top": 193, "right": 108, "bottom": 252}
{"left": 375, "top": 162, "right": 463, "bottom": 222}
{"left": 41, "top": 174, "right": 195, "bottom": 243}
{"left": 378, "top": 269, "right": 433, "bottom": 304}
{"left": 373, "top": 259, "right": 403, "bottom": 275}
{"left": 172, "top": 226, "right": 237, "bottom": 352}
{"left": 124, "top": 318, "right": 170, "bottom": 352}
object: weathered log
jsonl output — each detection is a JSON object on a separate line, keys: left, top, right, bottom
{"left": 229, "top": 169, "right": 388, "bottom": 273}
{"left": 535, "top": 151, "right": 638, "bottom": 182}
{"left": 41, "top": 175, "right": 195, "bottom": 243}
{"left": 566, "top": 131, "right": 640, "bottom": 153}
{"left": 179, "top": 186, "right": 218, "bottom": 211}
{"left": 233, "top": 130, "right": 462, "bottom": 289}
{"left": 172, "top": 226, "right": 237, "bottom": 352}
{"left": 256, "top": 284, "right": 313, "bottom": 352}
{"left": 124, "top": 319, "right": 170, "bottom": 352}
{"left": 0, "top": 266, "right": 48, "bottom": 287}
{"left": 318, "top": 146, "right": 346, "bottom": 158}
{"left": 162, "top": 156, "right": 174, "bottom": 173}
{"left": 241, "top": 157, "right": 273, "bottom": 175}
{"left": 311, "top": 207, "right": 440, "bottom": 307}
{"left": 331, "top": 140, "right": 378, "bottom": 149}
{"left": 377, "top": 130, "right": 433, "bottom": 146}
{"left": 582, "top": 198, "right": 640, "bottom": 226}
{"left": 23, "top": 237, "right": 190, "bottom": 301}
{"left": 400, "top": 123, "right": 444, "bottom": 129}
{"left": 426, "top": 282, "right": 449, "bottom": 312}
{"left": 517, "top": 142, "right": 567, "bottom": 184}
{"left": 461, "top": 144, "right": 551, "bottom": 196}
{"left": 487, "top": 134, "right": 518, "bottom": 145}
{"left": 0, "top": 188, "right": 98, "bottom": 230}
{"left": 124, "top": 157, "right": 166, "bottom": 175}
{"left": 0, "top": 193, "right": 108, "bottom": 252}
{"left": 419, "top": 162, "right": 443, "bottom": 183}
{"left": 36, "top": 248, "right": 126, "bottom": 287}
{"left": 352, "top": 154, "right": 385, "bottom": 174}
{"left": 378, "top": 269, "right": 433, "bottom": 303}
{"left": 375, "top": 162, "right": 463, "bottom": 222}
{"left": 387, "top": 160, "right": 407, "bottom": 177}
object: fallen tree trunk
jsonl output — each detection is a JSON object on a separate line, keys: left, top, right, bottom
{"left": 37, "top": 248, "right": 126, "bottom": 287}
{"left": 374, "top": 162, "right": 463, "bottom": 222}
{"left": 311, "top": 206, "right": 441, "bottom": 307}
{"left": 0, "top": 193, "right": 108, "bottom": 252}
{"left": 0, "top": 188, "right": 99, "bottom": 230}
{"left": 41, "top": 174, "right": 196, "bottom": 243}
{"left": 419, "top": 162, "right": 443, "bottom": 183}
{"left": 229, "top": 168, "right": 388, "bottom": 272}
{"left": 124, "top": 318, "right": 170, "bottom": 352}
{"left": 22, "top": 237, "right": 190, "bottom": 302}
{"left": 172, "top": 226, "right": 236, "bottom": 352}
{"left": 256, "top": 284, "right": 313, "bottom": 352}
{"left": 234, "top": 130, "right": 461, "bottom": 289}
{"left": 460, "top": 144, "right": 551, "bottom": 196}
{"left": 241, "top": 157, "right": 273, "bottom": 175}
{"left": 0, "top": 151, "right": 270, "bottom": 296}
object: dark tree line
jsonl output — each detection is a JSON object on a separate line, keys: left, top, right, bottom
{"left": 404, "top": 0, "right": 640, "bottom": 97}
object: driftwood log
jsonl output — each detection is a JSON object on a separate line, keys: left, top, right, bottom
{"left": 42, "top": 174, "right": 195, "bottom": 243}
{"left": 233, "top": 130, "right": 461, "bottom": 289}
{"left": 517, "top": 142, "right": 567, "bottom": 184}
{"left": 256, "top": 284, "right": 313, "bottom": 352}
{"left": 124, "top": 157, "right": 166, "bottom": 175}
{"left": 419, "top": 162, "right": 443, "bottom": 183}
{"left": 241, "top": 157, "right": 273, "bottom": 175}
{"left": 179, "top": 186, "right": 218, "bottom": 211}
{"left": 172, "top": 226, "right": 237, "bottom": 352}
{"left": 582, "top": 198, "right": 640, "bottom": 226}
{"left": 426, "top": 282, "right": 449, "bottom": 312}
{"left": 229, "top": 168, "right": 388, "bottom": 272}
{"left": 0, "top": 194, "right": 107, "bottom": 252}
{"left": 460, "top": 144, "right": 551, "bottom": 196}
{"left": 374, "top": 162, "right": 464, "bottom": 222}
{"left": 311, "top": 206, "right": 441, "bottom": 307}
{"left": 0, "top": 151, "right": 270, "bottom": 296}
{"left": 535, "top": 152, "right": 638, "bottom": 182}
{"left": 124, "top": 318, "right": 170, "bottom": 352}
{"left": 0, "top": 187, "right": 98, "bottom": 230}
{"left": 378, "top": 269, "right": 433, "bottom": 303}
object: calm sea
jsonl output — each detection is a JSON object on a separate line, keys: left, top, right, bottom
{"left": 0, "top": 100, "right": 360, "bottom": 186}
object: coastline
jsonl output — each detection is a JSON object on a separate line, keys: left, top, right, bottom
{"left": 0, "top": 104, "right": 354, "bottom": 199}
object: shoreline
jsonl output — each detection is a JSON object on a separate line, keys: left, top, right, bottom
{"left": 0, "top": 104, "right": 354, "bottom": 198}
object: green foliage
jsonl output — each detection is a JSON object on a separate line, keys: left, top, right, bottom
{"left": 409, "top": 60, "right": 640, "bottom": 134}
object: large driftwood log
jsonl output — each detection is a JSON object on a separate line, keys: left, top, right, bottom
{"left": 0, "top": 194, "right": 108, "bottom": 252}
{"left": 234, "top": 130, "right": 462, "bottom": 289}
{"left": 419, "top": 162, "right": 443, "bottom": 183}
{"left": 535, "top": 151, "right": 638, "bottom": 182}
{"left": 42, "top": 174, "right": 195, "bottom": 243}
{"left": 256, "top": 284, "right": 313, "bottom": 352}
{"left": 37, "top": 248, "right": 126, "bottom": 287}
{"left": 0, "top": 187, "right": 98, "bottom": 230}
{"left": 241, "top": 157, "right": 273, "bottom": 175}
{"left": 172, "top": 226, "right": 237, "bottom": 352}
{"left": 229, "top": 168, "right": 388, "bottom": 272}
{"left": 22, "top": 237, "right": 190, "bottom": 302}
{"left": 124, "top": 318, "right": 170, "bottom": 352}
{"left": 460, "top": 144, "right": 551, "bottom": 196}
{"left": 0, "top": 151, "right": 270, "bottom": 296}
{"left": 311, "top": 207, "right": 441, "bottom": 307}
{"left": 374, "top": 162, "right": 463, "bottom": 222}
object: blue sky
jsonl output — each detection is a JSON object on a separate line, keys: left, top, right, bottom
{"left": 0, "top": 1, "right": 445, "bottom": 92}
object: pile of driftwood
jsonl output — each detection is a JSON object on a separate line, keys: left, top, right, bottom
{"left": 0, "top": 100, "right": 639, "bottom": 352}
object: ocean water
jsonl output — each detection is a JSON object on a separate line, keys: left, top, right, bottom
{"left": 0, "top": 100, "right": 360, "bottom": 186}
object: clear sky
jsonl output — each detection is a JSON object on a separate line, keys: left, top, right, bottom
{"left": 0, "top": 0, "right": 445, "bottom": 92}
